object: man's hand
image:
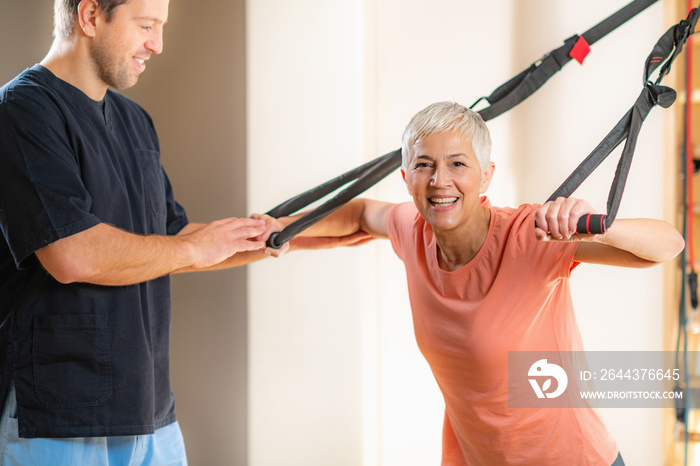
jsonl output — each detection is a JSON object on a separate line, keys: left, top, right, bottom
{"left": 248, "top": 213, "right": 290, "bottom": 257}
{"left": 180, "top": 217, "right": 268, "bottom": 268}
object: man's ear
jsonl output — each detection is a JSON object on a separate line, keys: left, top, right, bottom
{"left": 479, "top": 162, "right": 496, "bottom": 194}
{"left": 401, "top": 168, "right": 413, "bottom": 196}
{"left": 77, "top": 0, "right": 101, "bottom": 38}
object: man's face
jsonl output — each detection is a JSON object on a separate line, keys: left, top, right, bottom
{"left": 402, "top": 131, "right": 493, "bottom": 234}
{"left": 90, "top": 0, "right": 169, "bottom": 90}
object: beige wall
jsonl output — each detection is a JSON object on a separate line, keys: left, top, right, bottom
{"left": 0, "top": 1, "right": 249, "bottom": 465}
{"left": 124, "top": 1, "right": 249, "bottom": 465}
{"left": 0, "top": 1, "right": 53, "bottom": 83}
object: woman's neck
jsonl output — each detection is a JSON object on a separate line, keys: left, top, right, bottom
{"left": 434, "top": 205, "right": 491, "bottom": 272}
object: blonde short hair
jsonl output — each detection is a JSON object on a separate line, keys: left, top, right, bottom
{"left": 401, "top": 101, "right": 491, "bottom": 171}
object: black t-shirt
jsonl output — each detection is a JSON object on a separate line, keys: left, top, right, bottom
{"left": 0, "top": 65, "right": 189, "bottom": 438}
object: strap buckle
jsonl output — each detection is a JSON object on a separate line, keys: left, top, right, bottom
{"left": 646, "top": 83, "right": 677, "bottom": 109}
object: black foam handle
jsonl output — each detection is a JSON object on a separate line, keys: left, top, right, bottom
{"left": 266, "top": 232, "right": 283, "bottom": 250}
{"left": 576, "top": 214, "right": 607, "bottom": 234}
{"left": 689, "top": 271, "right": 698, "bottom": 309}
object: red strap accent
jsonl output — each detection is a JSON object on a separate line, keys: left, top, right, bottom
{"left": 586, "top": 215, "right": 592, "bottom": 234}
{"left": 569, "top": 36, "right": 591, "bottom": 65}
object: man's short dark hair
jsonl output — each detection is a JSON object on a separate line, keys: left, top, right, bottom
{"left": 54, "top": 0, "right": 129, "bottom": 38}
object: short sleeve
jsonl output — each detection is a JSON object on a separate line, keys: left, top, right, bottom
{"left": 515, "top": 206, "right": 579, "bottom": 282}
{"left": 386, "top": 202, "right": 420, "bottom": 262}
{"left": 0, "top": 88, "right": 100, "bottom": 269}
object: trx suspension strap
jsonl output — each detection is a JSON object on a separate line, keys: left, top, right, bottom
{"left": 549, "top": 6, "right": 700, "bottom": 235}
{"left": 471, "top": 0, "right": 659, "bottom": 120}
{"left": 265, "top": 0, "right": 659, "bottom": 249}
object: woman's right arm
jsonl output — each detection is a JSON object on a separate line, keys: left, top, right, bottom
{"left": 288, "top": 198, "right": 396, "bottom": 239}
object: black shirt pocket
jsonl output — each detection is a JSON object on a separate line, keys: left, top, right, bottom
{"left": 32, "top": 313, "right": 112, "bottom": 409}
{"left": 135, "top": 149, "right": 167, "bottom": 222}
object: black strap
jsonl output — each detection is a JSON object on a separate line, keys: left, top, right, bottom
{"left": 473, "top": 0, "right": 660, "bottom": 120}
{"left": 266, "top": 152, "right": 398, "bottom": 219}
{"left": 583, "top": 0, "right": 659, "bottom": 45}
{"left": 266, "top": 150, "right": 401, "bottom": 247}
{"left": 264, "top": 0, "right": 665, "bottom": 248}
{"left": 555, "top": 7, "right": 699, "bottom": 234}
{"left": 551, "top": 84, "right": 676, "bottom": 234}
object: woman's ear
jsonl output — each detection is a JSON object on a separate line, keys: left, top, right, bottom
{"left": 401, "top": 168, "right": 413, "bottom": 196}
{"left": 479, "top": 162, "right": 496, "bottom": 194}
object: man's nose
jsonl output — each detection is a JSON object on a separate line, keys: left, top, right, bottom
{"left": 145, "top": 30, "right": 164, "bottom": 55}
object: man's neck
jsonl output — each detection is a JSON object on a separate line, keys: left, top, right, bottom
{"left": 40, "top": 38, "right": 108, "bottom": 101}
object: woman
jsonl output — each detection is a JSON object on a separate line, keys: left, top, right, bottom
{"left": 287, "top": 101, "right": 684, "bottom": 465}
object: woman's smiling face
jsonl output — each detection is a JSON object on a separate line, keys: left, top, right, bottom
{"left": 402, "top": 131, "right": 494, "bottom": 234}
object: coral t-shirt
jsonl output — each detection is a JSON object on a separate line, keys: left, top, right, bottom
{"left": 386, "top": 199, "right": 618, "bottom": 466}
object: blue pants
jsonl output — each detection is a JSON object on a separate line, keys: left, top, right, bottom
{"left": 612, "top": 452, "right": 625, "bottom": 466}
{"left": 0, "top": 384, "right": 188, "bottom": 466}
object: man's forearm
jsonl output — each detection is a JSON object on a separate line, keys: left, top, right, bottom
{"left": 36, "top": 218, "right": 267, "bottom": 286}
{"left": 36, "top": 223, "right": 196, "bottom": 286}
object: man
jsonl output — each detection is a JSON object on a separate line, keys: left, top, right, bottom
{"left": 290, "top": 101, "right": 684, "bottom": 465}
{"left": 0, "top": 0, "right": 366, "bottom": 464}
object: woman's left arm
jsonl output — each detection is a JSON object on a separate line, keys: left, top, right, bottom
{"left": 534, "top": 197, "right": 685, "bottom": 268}
{"left": 573, "top": 218, "right": 685, "bottom": 267}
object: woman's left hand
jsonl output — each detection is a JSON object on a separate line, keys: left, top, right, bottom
{"left": 533, "top": 197, "right": 598, "bottom": 242}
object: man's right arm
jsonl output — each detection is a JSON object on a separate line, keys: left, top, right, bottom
{"left": 34, "top": 199, "right": 396, "bottom": 286}
{"left": 35, "top": 218, "right": 267, "bottom": 286}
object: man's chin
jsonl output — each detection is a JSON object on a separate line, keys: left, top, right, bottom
{"left": 112, "top": 80, "right": 139, "bottom": 91}
{"left": 106, "top": 72, "right": 141, "bottom": 91}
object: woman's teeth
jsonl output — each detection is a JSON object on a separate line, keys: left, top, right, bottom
{"left": 429, "top": 197, "right": 458, "bottom": 207}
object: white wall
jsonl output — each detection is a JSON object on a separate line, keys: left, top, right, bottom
{"left": 247, "top": 2, "right": 370, "bottom": 465}
{"left": 368, "top": 2, "right": 514, "bottom": 465}
{"left": 508, "top": 3, "right": 666, "bottom": 465}
{"left": 248, "top": 1, "right": 669, "bottom": 465}
{"left": 513, "top": 0, "right": 670, "bottom": 465}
